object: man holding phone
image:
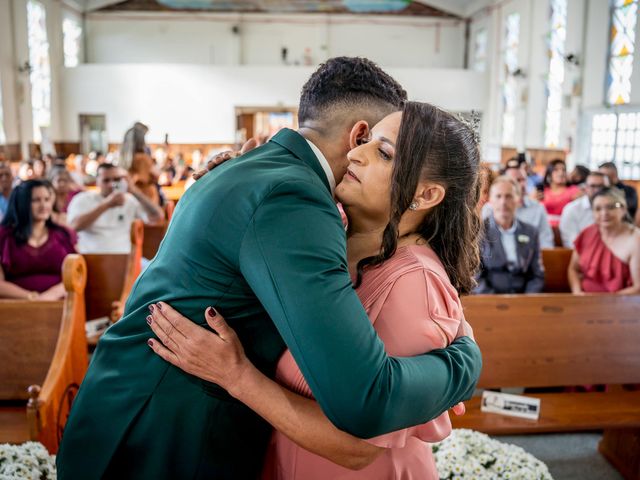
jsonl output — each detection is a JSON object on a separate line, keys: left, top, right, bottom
{"left": 68, "top": 163, "right": 163, "bottom": 253}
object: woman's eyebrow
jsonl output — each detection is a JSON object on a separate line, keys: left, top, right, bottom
{"left": 377, "top": 136, "right": 396, "bottom": 147}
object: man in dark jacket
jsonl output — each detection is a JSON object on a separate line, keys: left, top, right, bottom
{"left": 476, "top": 175, "right": 545, "bottom": 294}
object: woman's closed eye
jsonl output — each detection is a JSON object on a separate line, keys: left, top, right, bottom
{"left": 378, "top": 148, "right": 393, "bottom": 161}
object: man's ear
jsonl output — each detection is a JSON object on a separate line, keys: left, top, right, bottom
{"left": 412, "top": 182, "right": 446, "bottom": 211}
{"left": 349, "top": 121, "right": 369, "bottom": 149}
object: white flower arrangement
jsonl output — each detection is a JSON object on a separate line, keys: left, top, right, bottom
{"left": 432, "top": 429, "right": 553, "bottom": 480}
{"left": 2, "top": 431, "right": 551, "bottom": 480}
{"left": 0, "top": 442, "right": 56, "bottom": 480}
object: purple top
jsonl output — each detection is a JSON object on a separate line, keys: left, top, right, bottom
{"left": 0, "top": 225, "right": 77, "bottom": 293}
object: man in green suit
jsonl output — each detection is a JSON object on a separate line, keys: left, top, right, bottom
{"left": 57, "top": 57, "right": 481, "bottom": 479}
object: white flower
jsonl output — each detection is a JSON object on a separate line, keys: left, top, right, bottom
{"left": 0, "top": 442, "right": 56, "bottom": 480}
{"left": 432, "top": 429, "right": 553, "bottom": 480}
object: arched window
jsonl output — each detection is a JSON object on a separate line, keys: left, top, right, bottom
{"left": 607, "top": 0, "right": 638, "bottom": 106}
{"left": 473, "top": 28, "right": 488, "bottom": 73}
{"left": 502, "top": 13, "right": 520, "bottom": 146}
{"left": 544, "top": 0, "right": 567, "bottom": 148}
{"left": 27, "top": 0, "right": 51, "bottom": 143}
{"left": 63, "top": 17, "right": 82, "bottom": 68}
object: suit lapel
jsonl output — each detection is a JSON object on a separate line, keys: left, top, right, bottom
{"left": 487, "top": 220, "right": 507, "bottom": 267}
{"left": 270, "top": 128, "right": 332, "bottom": 193}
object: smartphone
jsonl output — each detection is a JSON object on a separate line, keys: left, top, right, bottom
{"left": 114, "top": 178, "right": 128, "bottom": 193}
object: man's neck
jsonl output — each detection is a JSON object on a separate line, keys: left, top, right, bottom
{"left": 298, "top": 126, "right": 346, "bottom": 184}
{"left": 495, "top": 217, "right": 515, "bottom": 230}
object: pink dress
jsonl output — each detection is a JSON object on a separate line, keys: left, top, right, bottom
{"left": 543, "top": 185, "right": 580, "bottom": 226}
{"left": 574, "top": 224, "right": 633, "bottom": 292}
{"left": 262, "top": 245, "right": 464, "bottom": 480}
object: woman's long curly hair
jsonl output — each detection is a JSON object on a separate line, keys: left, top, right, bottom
{"left": 355, "top": 102, "right": 482, "bottom": 295}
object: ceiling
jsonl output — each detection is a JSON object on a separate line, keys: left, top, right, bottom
{"left": 81, "top": 0, "right": 486, "bottom": 18}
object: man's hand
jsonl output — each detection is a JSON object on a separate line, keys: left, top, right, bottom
{"left": 193, "top": 138, "right": 258, "bottom": 181}
{"left": 147, "top": 302, "right": 252, "bottom": 396}
{"left": 104, "top": 191, "right": 126, "bottom": 208}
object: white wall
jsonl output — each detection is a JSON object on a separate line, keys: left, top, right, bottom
{"left": 85, "top": 12, "right": 466, "bottom": 69}
{"left": 59, "top": 64, "right": 487, "bottom": 144}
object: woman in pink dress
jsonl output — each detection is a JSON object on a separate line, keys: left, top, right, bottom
{"left": 148, "top": 102, "right": 481, "bottom": 478}
{"left": 568, "top": 187, "right": 640, "bottom": 294}
{"left": 540, "top": 159, "right": 581, "bottom": 226}
{"left": 0, "top": 179, "right": 77, "bottom": 300}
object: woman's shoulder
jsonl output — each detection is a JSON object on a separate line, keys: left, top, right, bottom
{"left": 401, "top": 244, "right": 448, "bottom": 277}
{"left": 50, "top": 224, "right": 78, "bottom": 247}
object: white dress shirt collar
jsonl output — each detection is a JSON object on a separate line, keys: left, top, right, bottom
{"left": 305, "top": 138, "right": 336, "bottom": 196}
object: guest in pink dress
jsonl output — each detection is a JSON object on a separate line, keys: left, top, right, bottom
{"left": 540, "top": 159, "right": 581, "bottom": 226}
{"left": 0, "top": 179, "right": 76, "bottom": 300}
{"left": 568, "top": 187, "right": 640, "bottom": 294}
{"left": 49, "top": 166, "right": 82, "bottom": 225}
{"left": 146, "top": 102, "right": 482, "bottom": 478}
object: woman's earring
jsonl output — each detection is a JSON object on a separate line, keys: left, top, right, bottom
{"left": 409, "top": 201, "right": 418, "bottom": 211}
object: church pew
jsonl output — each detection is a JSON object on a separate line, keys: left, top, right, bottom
{"left": 0, "top": 254, "right": 88, "bottom": 453}
{"left": 142, "top": 201, "right": 175, "bottom": 260}
{"left": 541, "top": 248, "right": 572, "bottom": 292}
{"left": 83, "top": 219, "right": 143, "bottom": 325}
{"left": 454, "top": 294, "right": 640, "bottom": 480}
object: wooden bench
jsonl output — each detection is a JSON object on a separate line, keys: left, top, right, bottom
{"left": 83, "top": 219, "right": 143, "bottom": 324}
{"left": 0, "top": 255, "right": 88, "bottom": 453}
{"left": 142, "top": 201, "right": 175, "bottom": 260}
{"left": 453, "top": 294, "right": 640, "bottom": 480}
{"left": 541, "top": 248, "right": 572, "bottom": 293}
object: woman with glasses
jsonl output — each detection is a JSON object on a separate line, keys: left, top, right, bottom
{"left": 568, "top": 187, "right": 640, "bottom": 294}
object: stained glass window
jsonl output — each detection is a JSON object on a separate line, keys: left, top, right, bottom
{"left": 607, "top": 0, "right": 638, "bottom": 106}
{"left": 27, "top": 0, "right": 51, "bottom": 143}
{"left": 473, "top": 28, "right": 488, "bottom": 73}
{"left": 590, "top": 111, "right": 640, "bottom": 178}
{"left": 502, "top": 13, "right": 520, "bottom": 146}
{"left": 544, "top": 0, "right": 567, "bottom": 148}
{"left": 63, "top": 17, "right": 82, "bottom": 67}
{"left": 590, "top": 113, "right": 618, "bottom": 169}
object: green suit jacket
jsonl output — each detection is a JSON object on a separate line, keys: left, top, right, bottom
{"left": 57, "top": 129, "right": 482, "bottom": 479}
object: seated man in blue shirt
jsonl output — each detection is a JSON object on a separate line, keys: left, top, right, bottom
{"left": 476, "top": 175, "right": 545, "bottom": 294}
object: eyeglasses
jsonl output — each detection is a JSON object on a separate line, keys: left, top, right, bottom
{"left": 585, "top": 184, "right": 604, "bottom": 189}
{"left": 593, "top": 202, "right": 623, "bottom": 212}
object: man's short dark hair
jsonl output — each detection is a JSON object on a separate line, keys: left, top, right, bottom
{"left": 298, "top": 57, "right": 407, "bottom": 124}
{"left": 598, "top": 161, "right": 617, "bottom": 172}
{"left": 97, "top": 163, "right": 117, "bottom": 175}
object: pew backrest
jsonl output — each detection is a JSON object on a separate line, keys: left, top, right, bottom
{"left": 462, "top": 294, "right": 640, "bottom": 388}
{"left": 541, "top": 248, "right": 572, "bottom": 292}
{"left": 83, "top": 219, "right": 143, "bottom": 320}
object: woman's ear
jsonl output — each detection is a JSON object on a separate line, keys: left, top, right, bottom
{"left": 412, "top": 182, "right": 446, "bottom": 211}
{"left": 349, "top": 121, "right": 370, "bottom": 149}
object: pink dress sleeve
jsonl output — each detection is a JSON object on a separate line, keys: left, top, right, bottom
{"left": 365, "top": 268, "right": 461, "bottom": 448}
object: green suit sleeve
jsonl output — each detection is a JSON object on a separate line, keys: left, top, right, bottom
{"left": 239, "top": 180, "right": 482, "bottom": 438}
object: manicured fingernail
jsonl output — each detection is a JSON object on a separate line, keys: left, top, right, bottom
{"left": 146, "top": 315, "right": 152, "bottom": 325}
{"left": 148, "top": 304, "right": 154, "bottom": 312}
{"left": 156, "top": 302, "right": 163, "bottom": 310}
{"left": 207, "top": 307, "right": 217, "bottom": 317}
{"left": 147, "top": 339, "right": 153, "bottom": 347}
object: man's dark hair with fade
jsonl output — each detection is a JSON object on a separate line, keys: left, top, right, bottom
{"left": 298, "top": 57, "right": 407, "bottom": 124}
